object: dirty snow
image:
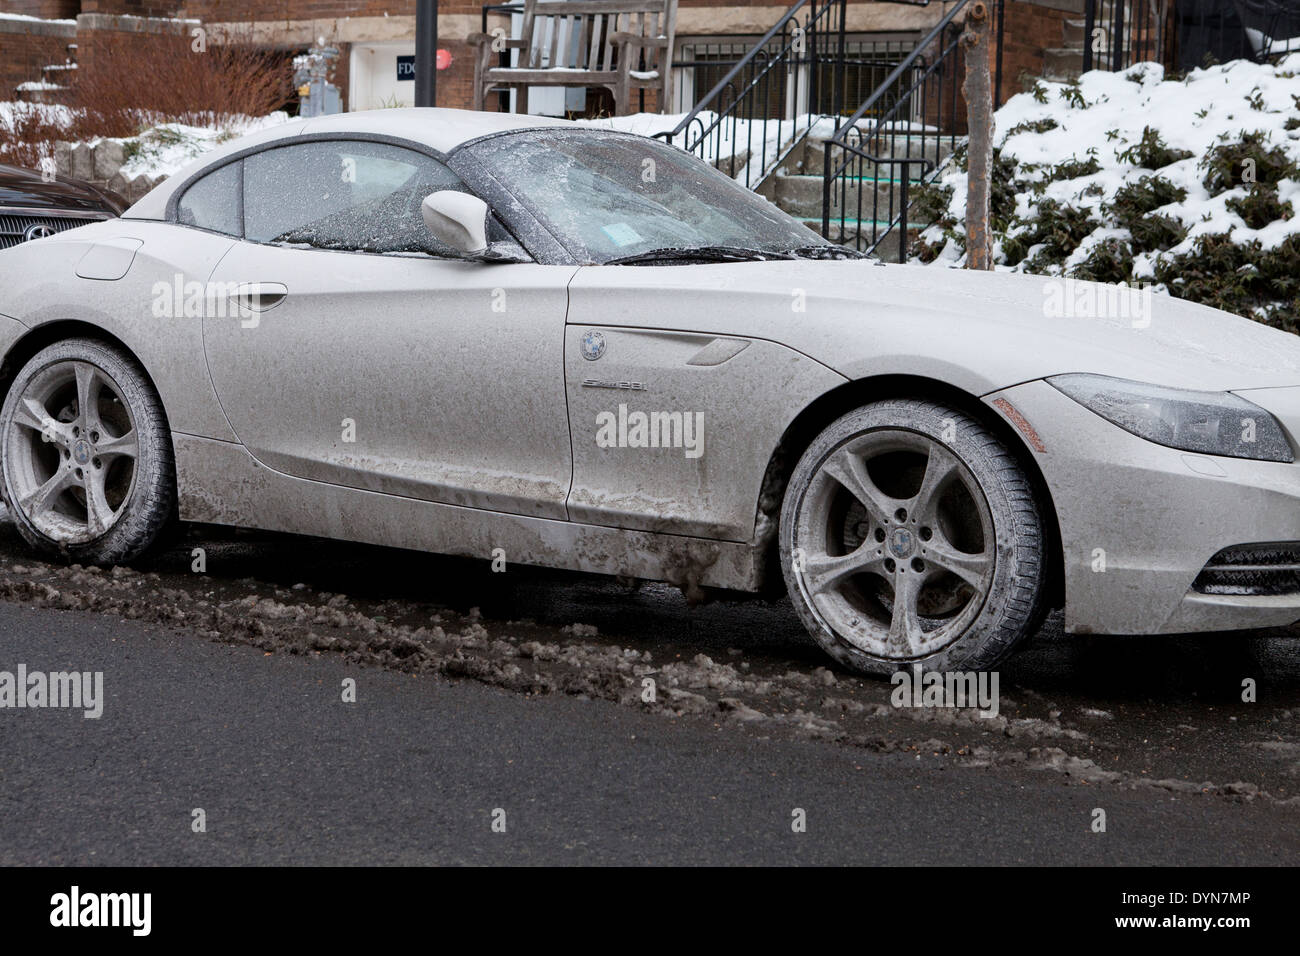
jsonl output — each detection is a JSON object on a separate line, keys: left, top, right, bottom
{"left": 0, "top": 516, "right": 1296, "bottom": 807}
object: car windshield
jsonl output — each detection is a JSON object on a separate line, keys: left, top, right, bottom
{"left": 460, "top": 128, "right": 843, "bottom": 264}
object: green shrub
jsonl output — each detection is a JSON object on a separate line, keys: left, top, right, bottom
{"left": 1106, "top": 176, "right": 1188, "bottom": 252}
{"left": 1115, "top": 126, "right": 1194, "bottom": 169}
{"left": 1073, "top": 236, "right": 1134, "bottom": 283}
{"left": 1226, "top": 184, "right": 1294, "bottom": 229}
{"left": 1201, "top": 131, "right": 1298, "bottom": 194}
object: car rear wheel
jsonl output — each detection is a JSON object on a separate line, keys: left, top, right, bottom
{"left": 780, "top": 398, "right": 1048, "bottom": 675}
{"left": 1, "top": 338, "right": 175, "bottom": 564}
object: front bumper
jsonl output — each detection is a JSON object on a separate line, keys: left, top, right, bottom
{"left": 985, "top": 379, "right": 1300, "bottom": 635}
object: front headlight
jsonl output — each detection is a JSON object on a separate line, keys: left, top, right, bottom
{"left": 1048, "top": 373, "right": 1294, "bottom": 463}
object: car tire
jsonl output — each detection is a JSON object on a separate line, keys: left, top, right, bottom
{"left": 1, "top": 337, "right": 175, "bottom": 564}
{"left": 779, "top": 398, "right": 1048, "bottom": 675}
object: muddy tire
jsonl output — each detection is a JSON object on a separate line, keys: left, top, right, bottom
{"left": 0, "top": 337, "right": 175, "bottom": 565}
{"left": 780, "top": 399, "right": 1047, "bottom": 676}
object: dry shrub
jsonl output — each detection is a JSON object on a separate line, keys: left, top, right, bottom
{"left": 0, "top": 25, "right": 293, "bottom": 172}
{"left": 0, "top": 103, "right": 76, "bottom": 168}
{"left": 74, "top": 26, "right": 293, "bottom": 135}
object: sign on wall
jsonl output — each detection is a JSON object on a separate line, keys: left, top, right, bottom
{"left": 397, "top": 51, "right": 452, "bottom": 81}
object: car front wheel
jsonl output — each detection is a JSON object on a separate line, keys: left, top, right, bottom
{"left": 1, "top": 337, "right": 175, "bottom": 564}
{"left": 780, "top": 398, "right": 1048, "bottom": 675}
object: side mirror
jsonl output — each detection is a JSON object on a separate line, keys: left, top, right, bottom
{"left": 422, "top": 190, "right": 489, "bottom": 255}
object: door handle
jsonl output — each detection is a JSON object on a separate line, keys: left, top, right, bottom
{"left": 235, "top": 282, "right": 288, "bottom": 313}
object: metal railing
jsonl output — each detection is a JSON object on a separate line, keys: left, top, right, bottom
{"left": 651, "top": 0, "right": 847, "bottom": 189}
{"left": 1081, "top": 0, "right": 1300, "bottom": 74}
{"left": 821, "top": 0, "right": 1002, "bottom": 261}
{"left": 1082, "top": 0, "right": 1173, "bottom": 72}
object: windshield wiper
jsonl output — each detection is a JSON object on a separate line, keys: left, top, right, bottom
{"left": 606, "top": 245, "right": 794, "bottom": 265}
{"left": 788, "top": 244, "right": 867, "bottom": 260}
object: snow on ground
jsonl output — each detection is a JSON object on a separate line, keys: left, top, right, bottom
{"left": 0, "top": 101, "right": 291, "bottom": 175}
{"left": 115, "top": 112, "right": 292, "bottom": 179}
{"left": 920, "top": 54, "right": 1300, "bottom": 275}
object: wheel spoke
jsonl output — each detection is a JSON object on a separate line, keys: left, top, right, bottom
{"left": 802, "top": 545, "right": 888, "bottom": 596}
{"left": 20, "top": 466, "right": 74, "bottom": 516}
{"left": 84, "top": 469, "right": 117, "bottom": 538}
{"left": 887, "top": 568, "right": 925, "bottom": 655}
{"left": 13, "top": 396, "right": 70, "bottom": 447}
{"left": 823, "top": 446, "right": 898, "bottom": 522}
{"left": 911, "top": 442, "right": 961, "bottom": 523}
{"left": 96, "top": 428, "right": 138, "bottom": 461}
{"left": 74, "top": 362, "right": 103, "bottom": 434}
{"left": 924, "top": 534, "right": 992, "bottom": 591}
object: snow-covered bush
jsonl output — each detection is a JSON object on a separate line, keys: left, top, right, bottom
{"left": 915, "top": 56, "right": 1300, "bottom": 331}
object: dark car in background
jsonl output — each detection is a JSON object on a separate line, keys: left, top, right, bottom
{"left": 0, "top": 163, "right": 126, "bottom": 250}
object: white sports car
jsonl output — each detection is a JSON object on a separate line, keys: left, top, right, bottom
{"left": 2, "top": 107, "right": 1300, "bottom": 676}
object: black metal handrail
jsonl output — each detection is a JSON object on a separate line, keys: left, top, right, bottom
{"left": 1081, "top": 0, "right": 1166, "bottom": 72}
{"left": 651, "top": 0, "right": 847, "bottom": 188}
{"left": 1079, "top": 0, "right": 1295, "bottom": 74}
{"left": 821, "top": 0, "right": 1002, "bottom": 262}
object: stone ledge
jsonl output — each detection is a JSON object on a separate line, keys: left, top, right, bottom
{"left": 76, "top": 13, "right": 199, "bottom": 36}
{"left": 0, "top": 17, "right": 77, "bottom": 38}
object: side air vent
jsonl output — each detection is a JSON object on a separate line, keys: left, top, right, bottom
{"left": 1192, "top": 543, "right": 1300, "bottom": 596}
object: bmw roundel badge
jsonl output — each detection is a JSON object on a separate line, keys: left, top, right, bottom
{"left": 581, "top": 330, "right": 606, "bottom": 361}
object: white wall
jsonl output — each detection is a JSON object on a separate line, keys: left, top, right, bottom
{"left": 349, "top": 41, "right": 417, "bottom": 111}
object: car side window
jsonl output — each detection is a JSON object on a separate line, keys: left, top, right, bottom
{"left": 177, "top": 161, "right": 242, "bottom": 236}
{"left": 242, "top": 140, "right": 488, "bottom": 258}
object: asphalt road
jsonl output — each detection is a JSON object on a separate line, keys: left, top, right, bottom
{"left": 2, "top": 597, "right": 1298, "bottom": 865}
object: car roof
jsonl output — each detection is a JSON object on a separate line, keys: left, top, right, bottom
{"left": 123, "top": 107, "right": 576, "bottom": 221}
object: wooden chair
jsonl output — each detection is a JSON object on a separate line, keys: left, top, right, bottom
{"left": 470, "top": 0, "right": 677, "bottom": 115}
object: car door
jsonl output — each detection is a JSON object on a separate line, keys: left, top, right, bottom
{"left": 201, "top": 138, "right": 575, "bottom": 519}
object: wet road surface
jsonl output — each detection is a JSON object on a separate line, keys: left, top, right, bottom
{"left": 1, "top": 514, "right": 1298, "bottom": 863}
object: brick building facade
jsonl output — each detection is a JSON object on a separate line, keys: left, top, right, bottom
{"left": 0, "top": 0, "right": 1084, "bottom": 116}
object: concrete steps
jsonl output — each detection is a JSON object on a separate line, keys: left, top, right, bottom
{"left": 13, "top": 45, "right": 77, "bottom": 105}
{"left": 1045, "top": 3, "right": 1124, "bottom": 82}
{"left": 761, "top": 130, "right": 957, "bottom": 259}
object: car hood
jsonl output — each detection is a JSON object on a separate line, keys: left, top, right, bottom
{"left": 568, "top": 260, "right": 1300, "bottom": 394}
{"left": 0, "top": 163, "right": 126, "bottom": 215}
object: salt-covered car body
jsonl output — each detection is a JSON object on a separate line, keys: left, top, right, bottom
{"left": 2, "top": 108, "right": 1300, "bottom": 674}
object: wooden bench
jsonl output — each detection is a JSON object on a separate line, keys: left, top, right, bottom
{"left": 470, "top": 0, "right": 677, "bottom": 116}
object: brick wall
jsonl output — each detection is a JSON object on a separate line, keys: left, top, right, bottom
{"left": 998, "top": 0, "right": 1080, "bottom": 103}
{"left": 0, "top": 0, "right": 78, "bottom": 17}
{"left": 0, "top": 17, "right": 75, "bottom": 98}
{"left": 79, "top": 0, "right": 181, "bottom": 15}
{"left": 75, "top": 11, "right": 192, "bottom": 92}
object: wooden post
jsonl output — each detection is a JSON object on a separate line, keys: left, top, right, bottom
{"left": 962, "top": 1, "right": 994, "bottom": 270}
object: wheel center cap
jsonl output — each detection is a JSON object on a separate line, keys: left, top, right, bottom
{"left": 888, "top": 527, "right": 914, "bottom": 559}
{"left": 73, "top": 439, "right": 91, "bottom": 465}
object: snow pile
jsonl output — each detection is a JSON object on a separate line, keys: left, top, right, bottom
{"left": 116, "top": 112, "right": 291, "bottom": 179}
{"left": 917, "top": 55, "right": 1300, "bottom": 328}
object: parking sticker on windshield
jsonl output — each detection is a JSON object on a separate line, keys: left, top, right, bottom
{"left": 601, "top": 223, "right": 643, "bottom": 247}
